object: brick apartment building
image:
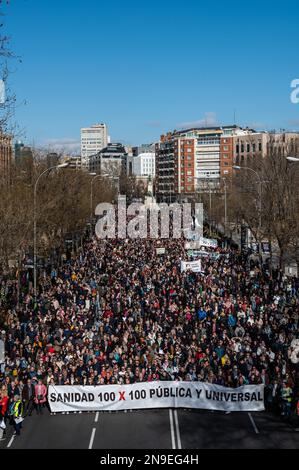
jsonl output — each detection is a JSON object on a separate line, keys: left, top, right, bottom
{"left": 156, "top": 125, "right": 247, "bottom": 201}
{"left": 155, "top": 126, "right": 299, "bottom": 201}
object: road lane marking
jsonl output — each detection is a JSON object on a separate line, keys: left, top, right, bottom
{"left": 7, "top": 435, "right": 15, "bottom": 448}
{"left": 169, "top": 409, "right": 176, "bottom": 449}
{"left": 248, "top": 413, "right": 259, "bottom": 434}
{"left": 89, "top": 428, "right": 96, "bottom": 449}
{"left": 174, "top": 410, "right": 182, "bottom": 449}
{"left": 95, "top": 412, "right": 99, "bottom": 423}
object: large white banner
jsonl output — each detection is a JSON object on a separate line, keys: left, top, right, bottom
{"left": 48, "top": 381, "right": 265, "bottom": 413}
{"left": 180, "top": 260, "right": 202, "bottom": 273}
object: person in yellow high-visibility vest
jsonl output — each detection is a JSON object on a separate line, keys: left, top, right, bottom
{"left": 281, "top": 383, "right": 293, "bottom": 418}
{"left": 9, "top": 395, "right": 24, "bottom": 436}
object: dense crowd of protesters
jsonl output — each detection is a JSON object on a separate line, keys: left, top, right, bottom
{"left": 0, "top": 231, "right": 299, "bottom": 437}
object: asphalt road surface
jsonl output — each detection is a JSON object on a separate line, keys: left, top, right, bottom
{"left": 1, "top": 409, "right": 299, "bottom": 450}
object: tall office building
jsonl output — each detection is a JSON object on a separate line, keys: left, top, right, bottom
{"left": 81, "top": 123, "right": 108, "bottom": 168}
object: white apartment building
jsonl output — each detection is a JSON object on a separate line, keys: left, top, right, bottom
{"left": 81, "top": 123, "right": 108, "bottom": 167}
{"left": 194, "top": 132, "right": 222, "bottom": 182}
{"left": 133, "top": 152, "right": 156, "bottom": 178}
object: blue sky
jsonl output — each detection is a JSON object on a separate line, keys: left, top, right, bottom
{"left": 3, "top": 0, "right": 299, "bottom": 151}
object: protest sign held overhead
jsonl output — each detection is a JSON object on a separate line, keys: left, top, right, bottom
{"left": 181, "top": 259, "right": 202, "bottom": 273}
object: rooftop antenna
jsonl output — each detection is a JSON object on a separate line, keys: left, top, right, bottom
{"left": 234, "top": 109, "right": 236, "bottom": 125}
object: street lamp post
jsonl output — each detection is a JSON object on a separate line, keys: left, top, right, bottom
{"left": 34, "top": 163, "right": 69, "bottom": 300}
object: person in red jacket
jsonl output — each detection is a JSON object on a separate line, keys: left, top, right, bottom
{"left": 0, "top": 390, "right": 9, "bottom": 441}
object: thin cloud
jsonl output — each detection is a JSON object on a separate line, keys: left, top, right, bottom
{"left": 42, "top": 138, "right": 81, "bottom": 154}
{"left": 178, "top": 112, "right": 217, "bottom": 129}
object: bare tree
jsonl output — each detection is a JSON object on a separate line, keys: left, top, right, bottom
{"left": 119, "top": 173, "right": 147, "bottom": 201}
{"left": 0, "top": 3, "right": 20, "bottom": 136}
{"left": 262, "top": 136, "right": 299, "bottom": 268}
{"left": 228, "top": 134, "right": 299, "bottom": 269}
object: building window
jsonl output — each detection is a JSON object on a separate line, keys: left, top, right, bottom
{"left": 247, "top": 144, "right": 250, "bottom": 153}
